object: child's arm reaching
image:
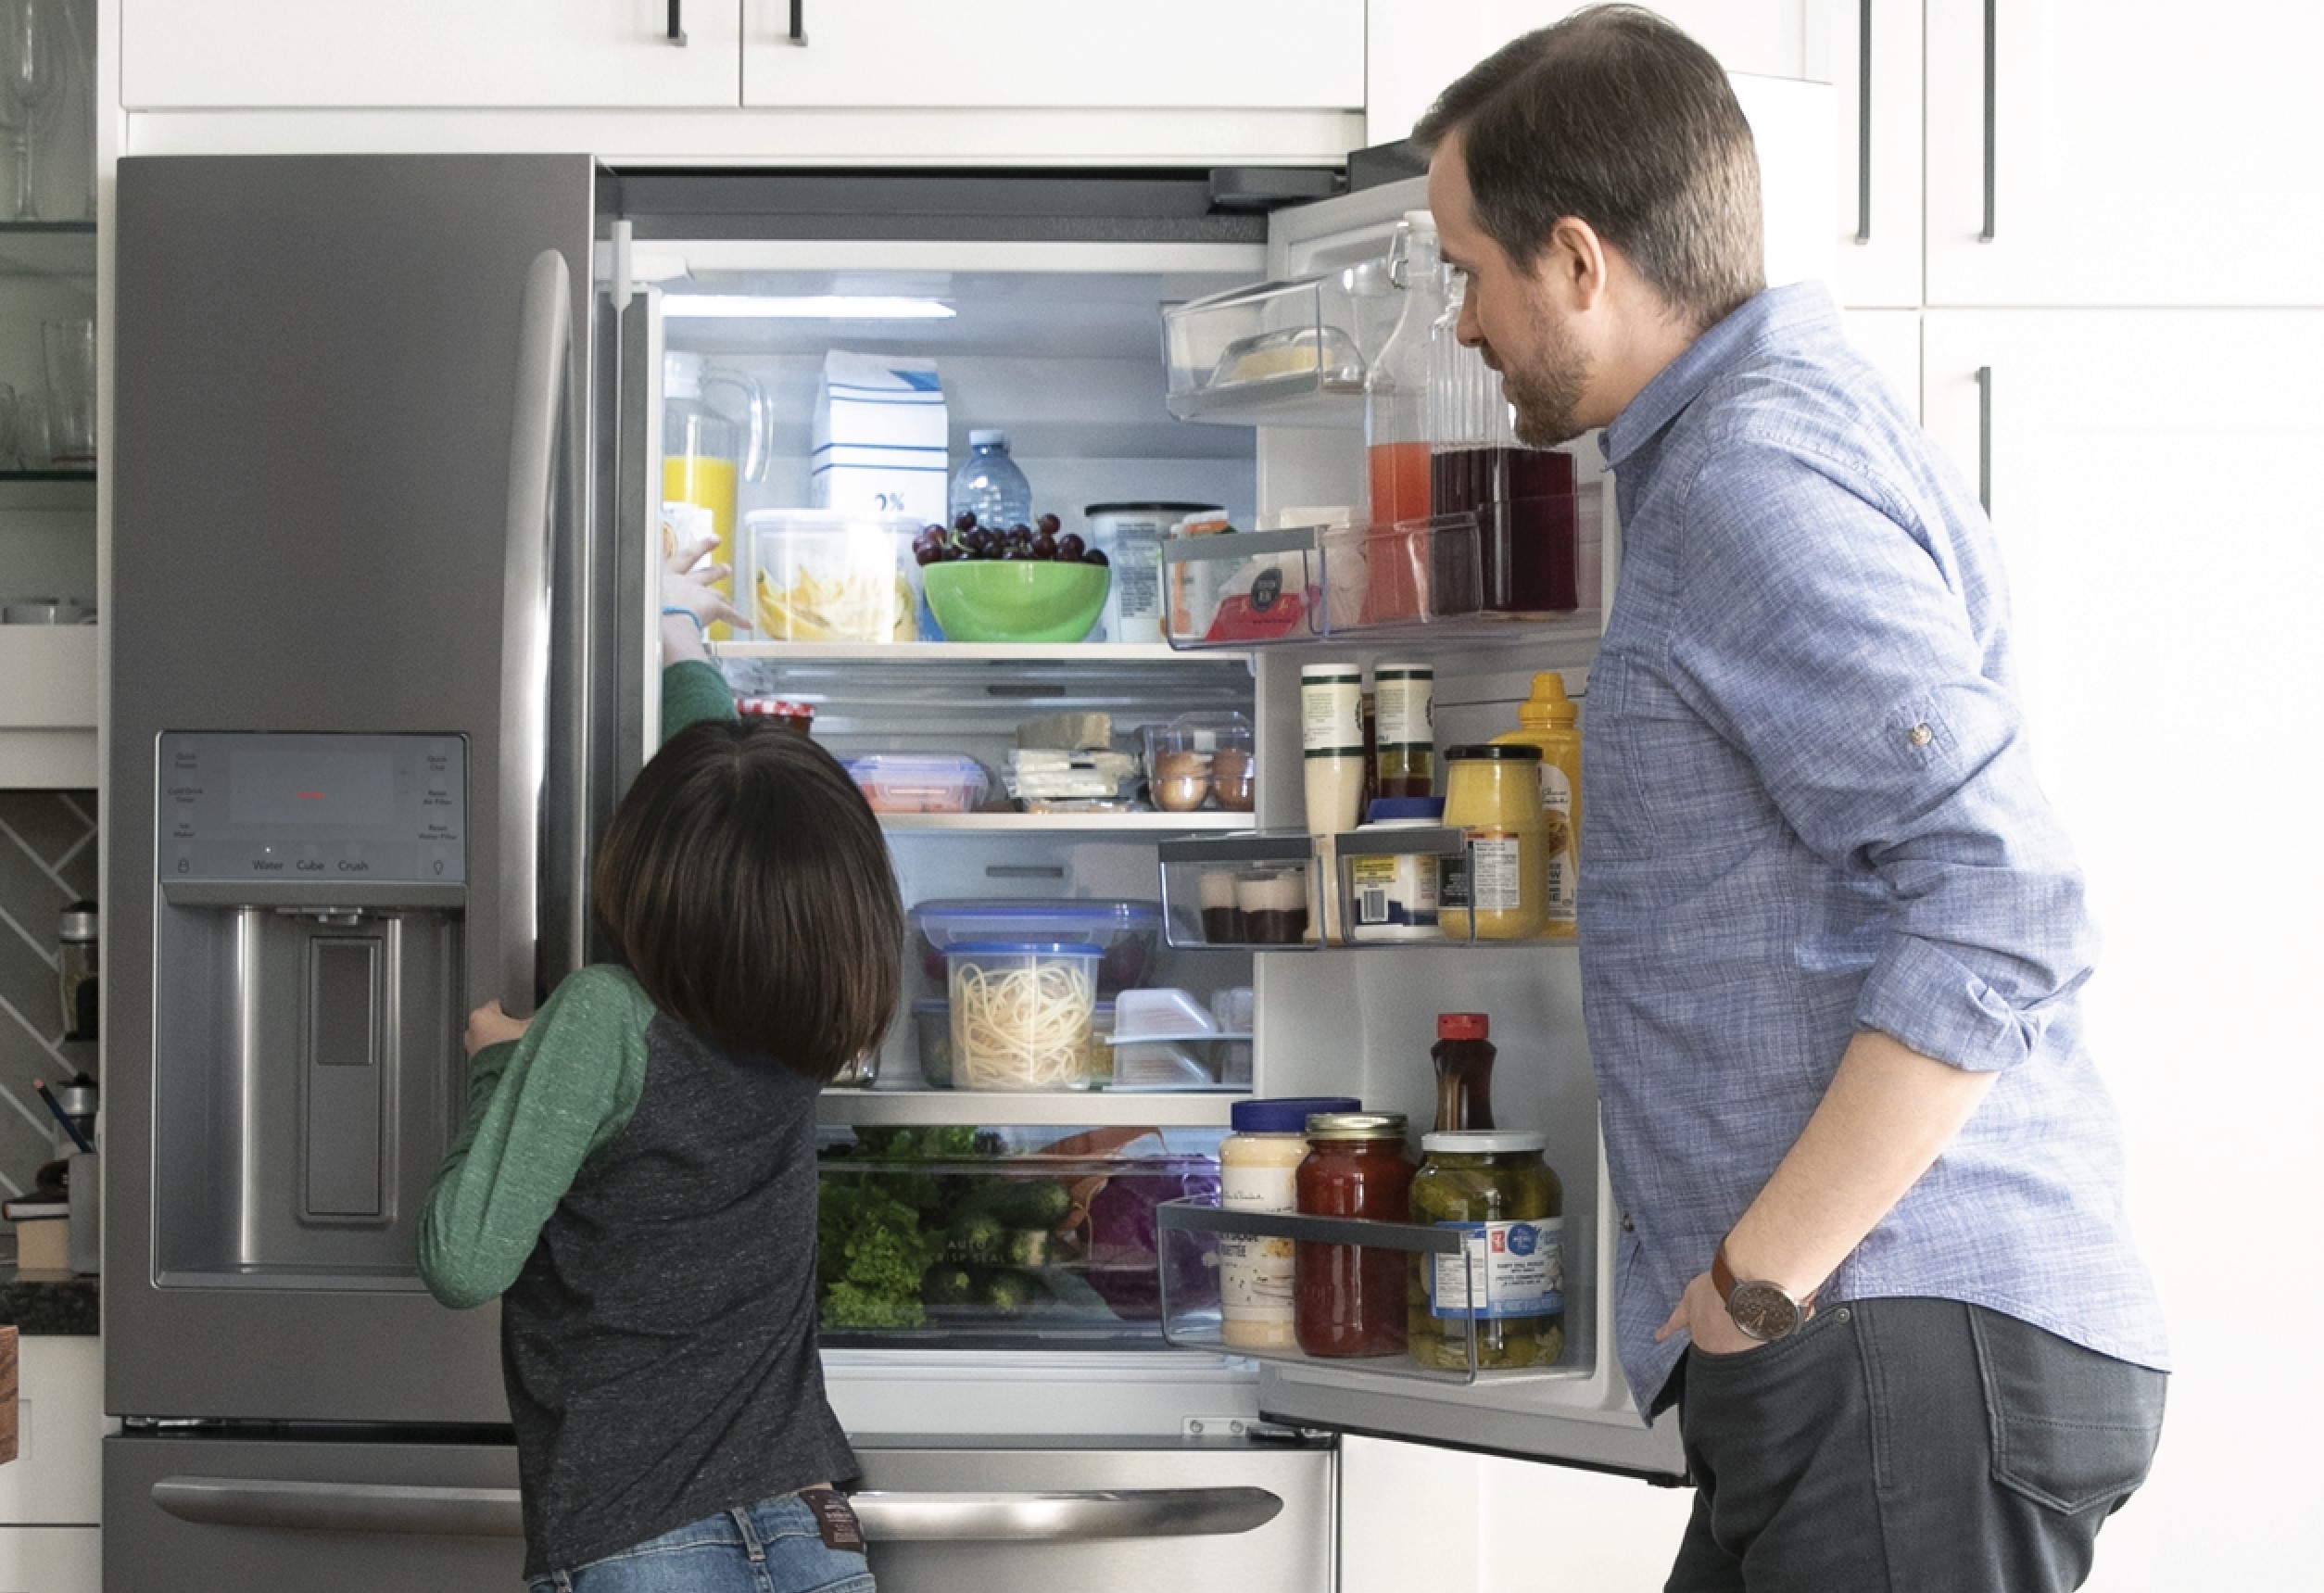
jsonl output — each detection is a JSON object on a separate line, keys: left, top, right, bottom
{"left": 416, "top": 967, "right": 656, "bottom": 1309}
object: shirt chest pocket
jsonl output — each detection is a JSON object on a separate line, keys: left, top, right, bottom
{"left": 1581, "top": 645, "right": 1767, "bottom": 866}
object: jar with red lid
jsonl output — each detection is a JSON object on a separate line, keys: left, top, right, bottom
{"left": 1294, "top": 1112, "right": 1416, "bottom": 1357}
{"left": 737, "top": 696, "right": 815, "bottom": 734}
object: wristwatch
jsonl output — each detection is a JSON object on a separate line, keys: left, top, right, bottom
{"left": 1711, "top": 1240, "right": 1815, "bottom": 1343}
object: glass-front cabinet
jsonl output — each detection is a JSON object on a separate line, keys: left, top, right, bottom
{"left": 0, "top": 0, "right": 95, "bottom": 788}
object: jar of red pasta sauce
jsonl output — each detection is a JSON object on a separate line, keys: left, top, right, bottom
{"left": 1294, "top": 1111, "right": 1416, "bottom": 1357}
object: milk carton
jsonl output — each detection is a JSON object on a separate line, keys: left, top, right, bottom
{"left": 812, "top": 351, "right": 948, "bottom": 524}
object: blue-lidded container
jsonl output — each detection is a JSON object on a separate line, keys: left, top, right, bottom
{"left": 1230, "top": 1095, "right": 1363, "bottom": 1135}
{"left": 910, "top": 898, "right": 1163, "bottom": 995}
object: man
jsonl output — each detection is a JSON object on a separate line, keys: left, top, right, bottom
{"left": 1413, "top": 9, "right": 2166, "bottom": 1589}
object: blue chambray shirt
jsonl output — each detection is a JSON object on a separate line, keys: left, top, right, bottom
{"left": 1579, "top": 282, "right": 2168, "bottom": 1418}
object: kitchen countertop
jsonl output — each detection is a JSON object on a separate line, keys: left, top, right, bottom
{"left": 0, "top": 1268, "right": 97, "bottom": 1335}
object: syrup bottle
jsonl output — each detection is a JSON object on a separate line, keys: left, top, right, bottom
{"left": 1431, "top": 1012, "right": 1497, "bottom": 1132}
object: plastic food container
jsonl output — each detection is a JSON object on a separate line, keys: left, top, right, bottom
{"left": 911, "top": 997, "right": 953, "bottom": 1086}
{"left": 844, "top": 752, "right": 990, "bottom": 815}
{"left": 1139, "top": 712, "right": 1257, "bottom": 813}
{"left": 909, "top": 899, "right": 1161, "bottom": 995}
{"left": 746, "top": 508, "right": 922, "bottom": 642}
{"left": 945, "top": 942, "right": 1103, "bottom": 1092}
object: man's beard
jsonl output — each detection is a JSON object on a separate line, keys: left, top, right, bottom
{"left": 1499, "top": 310, "right": 1591, "bottom": 448}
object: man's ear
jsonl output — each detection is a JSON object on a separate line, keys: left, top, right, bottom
{"left": 1539, "top": 216, "right": 1610, "bottom": 311}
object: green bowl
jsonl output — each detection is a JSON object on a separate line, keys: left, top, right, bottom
{"left": 923, "top": 560, "right": 1111, "bottom": 643}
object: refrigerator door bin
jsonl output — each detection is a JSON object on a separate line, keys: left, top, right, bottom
{"left": 1157, "top": 831, "right": 1325, "bottom": 950}
{"left": 1162, "top": 272, "right": 1376, "bottom": 426}
{"left": 1162, "top": 513, "right": 1494, "bottom": 647}
{"left": 1156, "top": 1198, "right": 1583, "bottom": 1385}
{"left": 816, "top": 1123, "right": 1227, "bottom": 1349}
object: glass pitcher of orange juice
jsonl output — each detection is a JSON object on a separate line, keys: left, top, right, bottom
{"left": 663, "top": 352, "right": 770, "bottom": 638}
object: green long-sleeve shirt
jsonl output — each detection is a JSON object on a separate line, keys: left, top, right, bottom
{"left": 416, "top": 659, "right": 735, "bottom": 1309}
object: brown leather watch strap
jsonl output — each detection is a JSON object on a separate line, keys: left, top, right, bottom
{"left": 1712, "top": 1239, "right": 1818, "bottom": 1312}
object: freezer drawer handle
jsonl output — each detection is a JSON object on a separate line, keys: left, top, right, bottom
{"left": 149, "top": 1478, "right": 1282, "bottom": 1545}
{"left": 848, "top": 1487, "right": 1282, "bottom": 1542}
{"left": 151, "top": 1476, "right": 524, "bottom": 1537}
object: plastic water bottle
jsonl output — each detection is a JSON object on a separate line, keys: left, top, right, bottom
{"left": 949, "top": 429, "right": 1034, "bottom": 528}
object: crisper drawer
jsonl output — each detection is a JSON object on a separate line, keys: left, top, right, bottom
{"left": 816, "top": 1124, "right": 1225, "bottom": 1348}
{"left": 853, "top": 1440, "right": 1333, "bottom": 1593}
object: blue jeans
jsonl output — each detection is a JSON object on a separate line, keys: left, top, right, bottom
{"left": 529, "top": 1491, "right": 876, "bottom": 1593}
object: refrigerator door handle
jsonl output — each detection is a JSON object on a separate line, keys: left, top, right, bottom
{"left": 497, "top": 247, "right": 574, "bottom": 1018}
{"left": 152, "top": 1476, "right": 524, "bottom": 1537}
{"left": 150, "top": 1478, "right": 1284, "bottom": 1545}
{"left": 847, "top": 1486, "right": 1284, "bottom": 1542}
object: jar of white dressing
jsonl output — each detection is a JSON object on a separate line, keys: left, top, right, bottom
{"left": 1218, "top": 1094, "right": 1361, "bottom": 1349}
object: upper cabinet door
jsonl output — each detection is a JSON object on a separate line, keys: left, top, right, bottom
{"left": 1927, "top": 1, "right": 2324, "bottom": 305}
{"left": 742, "top": 0, "right": 1363, "bottom": 110}
{"left": 1368, "top": 0, "right": 1810, "bottom": 145}
{"left": 120, "top": 1, "right": 745, "bottom": 109}
{"left": 1807, "top": 0, "right": 1920, "bottom": 309}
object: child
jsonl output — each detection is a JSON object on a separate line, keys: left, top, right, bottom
{"left": 420, "top": 537, "right": 895, "bottom": 1593}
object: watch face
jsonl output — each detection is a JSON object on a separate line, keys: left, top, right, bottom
{"left": 1726, "top": 1280, "right": 1803, "bottom": 1342}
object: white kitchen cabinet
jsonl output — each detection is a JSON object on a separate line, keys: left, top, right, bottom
{"left": 1805, "top": 0, "right": 1919, "bottom": 308}
{"left": 1365, "top": 1, "right": 1913, "bottom": 309}
{"left": 1918, "top": 309, "right": 2323, "bottom": 1591}
{"left": 0, "top": 1335, "right": 105, "bottom": 1528}
{"left": 1926, "top": 1, "right": 2324, "bottom": 306}
{"left": 740, "top": 0, "right": 1363, "bottom": 111}
{"left": 0, "top": 1528, "right": 97, "bottom": 1593}
{"left": 119, "top": 0, "right": 745, "bottom": 110}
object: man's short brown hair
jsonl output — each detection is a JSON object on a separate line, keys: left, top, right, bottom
{"left": 1413, "top": 5, "right": 1764, "bottom": 333}
{"left": 594, "top": 719, "right": 902, "bottom": 1082}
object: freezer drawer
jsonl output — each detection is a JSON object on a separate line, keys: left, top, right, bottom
{"left": 105, "top": 1433, "right": 1332, "bottom": 1592}
{"left": 852, "top": 1440, "right": 1333, "bottom": 1593}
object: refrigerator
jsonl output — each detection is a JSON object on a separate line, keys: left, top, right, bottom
{"left": 102, "top": 73, "right": 1830, "bottom": 1589}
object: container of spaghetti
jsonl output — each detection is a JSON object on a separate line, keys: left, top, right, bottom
{"left": 944, "top": 942, "right": 1103, "bottom": 1091}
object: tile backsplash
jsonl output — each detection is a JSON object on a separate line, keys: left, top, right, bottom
{"left": 0, "top": 790, "right": 96, "bottom": 1199}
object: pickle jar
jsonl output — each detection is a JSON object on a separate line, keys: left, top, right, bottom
{"left": 1408, "top": 1130, "right": 1565, "bottom": 1372}
{"left": 1438, "top": 744, "right": 1547, "bottom": 940}
{"left": 1294, "top": 1112, "right": 1416, "bottom": 1358}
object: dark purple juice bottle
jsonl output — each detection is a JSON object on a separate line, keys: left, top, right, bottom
{"left": 1428, "top": 446, "right": 1580, "bottom": 616}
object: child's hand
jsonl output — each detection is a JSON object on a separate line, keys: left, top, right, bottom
{"left": 664, "top": 532, "right": 746, "bottom": 633}
{"left": 465, "top": 1001, "right": 533, "bottom": 1058}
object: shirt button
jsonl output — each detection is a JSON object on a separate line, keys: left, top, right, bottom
{"left": 1907, "top": 723, "right": 1934, "bottom": 747}
{"left": 1621, "top": 1214, "right": 1636, "bottom": 1233}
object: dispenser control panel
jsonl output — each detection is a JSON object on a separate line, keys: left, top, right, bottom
{"left": 158, "top": 731, "right": 468, "bottom": 884}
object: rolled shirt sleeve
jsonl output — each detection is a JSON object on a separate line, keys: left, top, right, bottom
{"left": 1666, "top": 440, "right": 2095, "bottom": 1073}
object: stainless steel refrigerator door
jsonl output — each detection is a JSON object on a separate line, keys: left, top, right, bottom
{"left": 107, "top": 154, "right": 600, "bottom": 1425}
{"left": 107, "top": 1435, "right": 1331, "bottom": 1592}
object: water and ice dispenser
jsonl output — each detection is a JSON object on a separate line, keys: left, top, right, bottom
{"left": 151, "top": 731, "right": 469, "bottom": 1288}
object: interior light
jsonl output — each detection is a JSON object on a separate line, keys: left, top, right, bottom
{"left": 662, "top": 295, "right": 957, "bottom": 321}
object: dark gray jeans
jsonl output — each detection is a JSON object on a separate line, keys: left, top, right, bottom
{"left": 1666, "top": 1297, "right": 2165, "bottom": 1593}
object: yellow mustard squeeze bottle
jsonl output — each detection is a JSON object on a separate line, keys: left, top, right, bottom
{"left": 1491, "top": 672, "right": 1582, "bottom": 939}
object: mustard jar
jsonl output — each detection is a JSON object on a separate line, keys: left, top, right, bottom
{"left": 1437, "top": 744, "right": 1547, "bottom": 940}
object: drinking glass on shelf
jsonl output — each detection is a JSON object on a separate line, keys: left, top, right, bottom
{"left": 0, "top": 383, "right": 21, "bottom": 470}
{"left": 0, "top": 0, "right": 62, "bottom": 222}
{"left": 42, "top": 316, "right": 92, "bottom": 465}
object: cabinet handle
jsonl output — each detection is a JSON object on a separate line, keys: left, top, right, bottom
{"left": 789, "top": 0, "right": 809, "bottom": 45}
{"left": 1979, "top": 0, "right": 1997, "bottom": 242}
{"left": 1975, "top": 365, "right": 1993, "bottom": 514}
{"left": 1854, "top": 0, "right": 1872, "bottom": 244}
{"left": 666, "top": 0, "right": 686, "bottom": 45}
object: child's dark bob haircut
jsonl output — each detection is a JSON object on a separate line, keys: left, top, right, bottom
{"left": 593, "top": 718, "right": 902, "bottom": 1081}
